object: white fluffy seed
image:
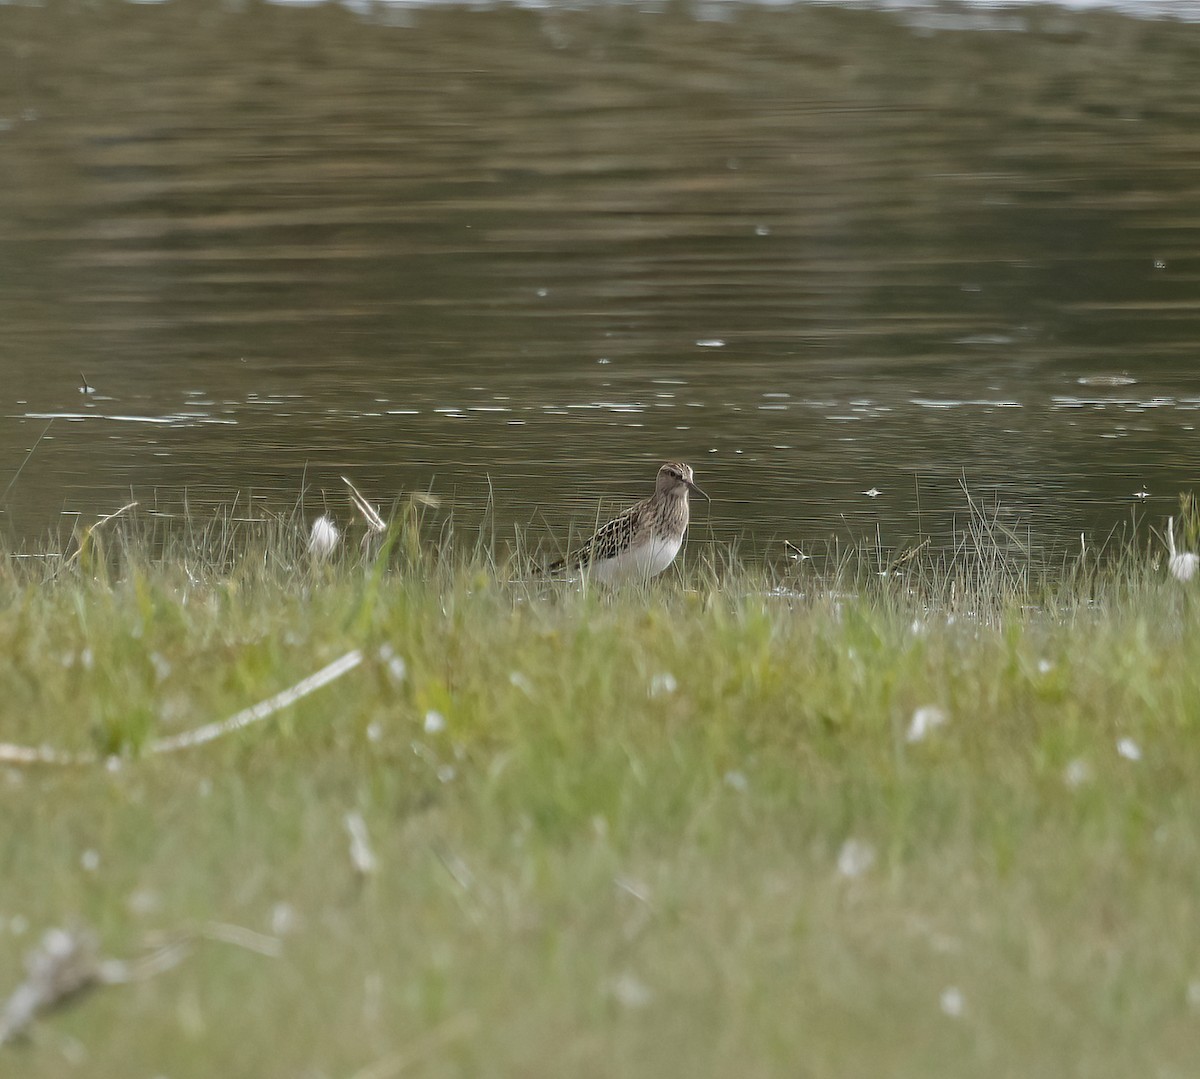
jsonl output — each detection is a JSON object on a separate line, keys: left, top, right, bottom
{"left": 308, "top": 515, "right": 341, "bottom": 560}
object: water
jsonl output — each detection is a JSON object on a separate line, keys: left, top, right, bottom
{"left": 2, "top": 0, "right": 1199, "bottom": 563}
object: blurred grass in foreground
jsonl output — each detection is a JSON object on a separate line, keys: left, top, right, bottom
{"left": 0, "top": 497, "right": 1198, "bottom": 1078}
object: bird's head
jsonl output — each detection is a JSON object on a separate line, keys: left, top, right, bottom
{"left": 657, "top": 461, "right": 708, "bottom": 500}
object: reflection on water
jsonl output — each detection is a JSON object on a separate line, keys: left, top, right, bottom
{"left": 2, "top": 0, "right": 1200, "bottom": 563}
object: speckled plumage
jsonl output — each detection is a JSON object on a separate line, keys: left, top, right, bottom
{"left": 550, "top": 462, "right": 707, "bottom": 583}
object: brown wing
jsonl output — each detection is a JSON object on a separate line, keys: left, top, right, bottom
{"left": 548, "top": 501, "right": 645, "bottom": 573}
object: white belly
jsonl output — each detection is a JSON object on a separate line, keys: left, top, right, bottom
{"left": 587, "top": 534, "right": 683, "bottom": 584}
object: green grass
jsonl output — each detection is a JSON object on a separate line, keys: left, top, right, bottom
{"left": 1, "top": 506, "right": 1199, "bottom": 1077}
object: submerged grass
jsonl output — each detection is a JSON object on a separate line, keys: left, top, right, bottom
{"left": 1, "top": 497, "right": 1199, "bottom": 1077}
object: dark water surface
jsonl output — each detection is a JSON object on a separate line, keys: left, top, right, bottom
{"left": 2, "top": 0, "right": 1200, "bottom": 563}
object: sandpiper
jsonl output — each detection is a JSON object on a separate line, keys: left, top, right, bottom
{"left": 549, "top": 461, "right": 708, "bottom": 583}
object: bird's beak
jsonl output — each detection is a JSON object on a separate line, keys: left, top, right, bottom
{"left": 686, "top": 478, "right": 709, "bottom": 501}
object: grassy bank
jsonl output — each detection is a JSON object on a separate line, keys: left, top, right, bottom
{"left": 1, "top": 509, "right": 1199, "bottom": 1078}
